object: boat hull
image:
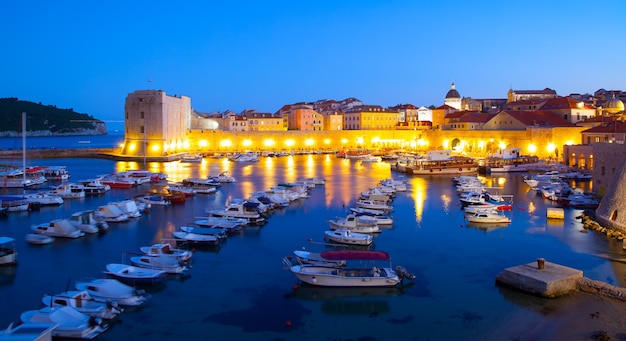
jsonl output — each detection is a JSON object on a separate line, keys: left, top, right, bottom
{"left": 291, "top": 265, "right": 400, "bottom": 287}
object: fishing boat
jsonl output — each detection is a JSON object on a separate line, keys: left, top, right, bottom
{"left": 0, "top": 196, "right": 30, "bottom": 212}
{"left": 286, "top": 250, "right": 414, "bottom": 287}
{"left": 291, "top": 250, "right": 347, "bottom": 267}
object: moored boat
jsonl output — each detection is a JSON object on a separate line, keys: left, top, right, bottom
{"left": 104, "top": 263, "right": 167, "bottom": 285}
{"left": 287, "top": 250, "right": 414, "bottom": 287}
{"left": 19, "top": 306, "right": 108, "bottom": 340}
{"left": 324, "top": 229, "right": 373, "bottom": 246}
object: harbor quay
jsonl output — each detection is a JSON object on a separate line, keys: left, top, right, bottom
{"left": 121, "top": 128, "right": 583, "bottom": 160}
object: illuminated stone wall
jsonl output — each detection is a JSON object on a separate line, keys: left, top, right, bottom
{"left": 182, "top": 126, "right": 585, "bottom": 159}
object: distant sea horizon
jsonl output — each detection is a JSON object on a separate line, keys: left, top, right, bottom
{"left": 0, "top": 133, "right": 124, "bottom": 151}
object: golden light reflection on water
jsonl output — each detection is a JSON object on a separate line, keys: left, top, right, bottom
{"left": 407, "top": 177, "right": 427, "bottom": 223}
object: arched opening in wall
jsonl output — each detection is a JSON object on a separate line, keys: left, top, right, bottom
{"left": 578, "top": 154, "right": 586, "bottom": 169}
{"left": 569, "top": 152, "right": 576, "bottom": 167}
{"left": 610, "top": 210, "right": 618, "bottom": 221}
{"left": 451, "top": 138, "right": 461, "bottom": 151}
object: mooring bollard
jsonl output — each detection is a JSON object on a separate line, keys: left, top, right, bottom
{"left": 537, "top": 258, "right": 545, "bottom": 270}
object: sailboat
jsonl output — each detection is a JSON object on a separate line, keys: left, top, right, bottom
{"left": 0, "top": 113, "right": 34, "bottom": 212}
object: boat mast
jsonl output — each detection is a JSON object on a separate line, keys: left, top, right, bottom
{"left": 22, "top": 112, "right": 26, "bottom": 191}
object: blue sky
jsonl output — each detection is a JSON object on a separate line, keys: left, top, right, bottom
{"left": 2, "top": 0, "right": 624, "bottom": 132}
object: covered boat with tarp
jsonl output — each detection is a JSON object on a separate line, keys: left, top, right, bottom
{"left": 286, "top": 250, "right": 414, "bottom": 287}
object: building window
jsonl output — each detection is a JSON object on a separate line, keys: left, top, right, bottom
{"left": 140, "top": 112, "right": 144, "bottom": 119}
{"left": 140, "top": 126, "right": 144, "bottom": 134}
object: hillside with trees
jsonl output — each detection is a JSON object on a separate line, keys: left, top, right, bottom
{"left": 0, "top": 97, "right": 107, "bottom": 136}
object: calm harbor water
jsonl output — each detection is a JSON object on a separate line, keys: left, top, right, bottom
{"left": 0, "top": 153, "right": 622, "bottom": 340}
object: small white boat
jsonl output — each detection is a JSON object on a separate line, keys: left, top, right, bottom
{"left": 465, "top": 210, "right": 512, "bottom": 224}
{"left": 50, "top": 183, "right": 85, "bottom": 199}
{"left": 20, "top": 306, "right": 108, "bottom": 340}
{"left": 109, "top": 199, "right": 142, "bottom": 218}
{"left": 210, "top": 171, "right": 237, "bottom": 183}
{"left": 31, "top": 219, "right": 85, "bottom": 239}
{"left": 69, "top": 210, "right": 109, "bottom": 234}
{"left": 0, "top": 237, "right": 17, "bottom": 265}
{"left": 95, "top": 204, "right": 130, "bottom": 223}
{"left": 25, "top": 233, "right": 54, "bottom": 245}
{"left": 328, "top": 214, "right": 381, "bottom": 233}
{"left": 74, "top": 278, "right": 149, "bottom": 306}
{"left": 130, "top": 255, "right": 188, "bottom": 274}
{"left": 180, "top": 153, "right": 203, "bottom": 163}
{"left": 24, "top": 192, "right": 64, "bottom": 206}
{"left": 42, "top": 290, "right": 123, "bottom": 320}
{"left": 360, "top": 156, "right": 381, "bottom": 163}
{"left": 181, "top": 178, "right": 221, "bottom": 194}
{"left": 207, "top": 199, "right": 266, "bottom": 225}
{"left": 354, "top": 199, "right": 393, "bottom": 212}
{"left": 104, "top": 263, "right": 167, "bottom": 285}
{"left": 287, "top": 250, "right": 415, "bottom": 287}
{"left": 180, "top": 226, "right": 228, "bottom": 241}
{"left": 352, "top": 213, "right": 393, "bottom": 226}
{"left": 77, "top": 178, "right": 111, "bottom": 195}
{"left": 324, "top": 229, "right": 373, "bottom": 246}
{"left": 172, "top": 231, "right": 220, "bottom": 245}
{"left": 135, "top": 194, "right": 171, "bottom": 206}
{"left": 139, "top": 243, "right": 193, "bottom": 262}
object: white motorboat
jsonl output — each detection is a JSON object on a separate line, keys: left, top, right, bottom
{"left": 180, "top": 225, "right": 228, "bottom": 241}
{"left": 180, "top": 153, "right": 203, "bottom": 163}
{"left": 139, "top": 243, "right": 193, "bottom": 262}
{"left": 328, "top": 214, "right": 381, "bottom": 233}
{"left": 207, "top": 199, "right": 266, "bottom": 225}
{"left": 166, "top": 184, "right": 197, "bottom": 197}
{"left": 24, "top": 192, "right": 64, "bottom": 206}
{"left": 25, "top": 233, "right": 54, "bottom": 245}
{"left": 130, "top": 255, "right": 188, "bottom": 274}
{"left": 109, "top": 199, "right": 142, "bottom": 218}
{"left": 95, "top": 204, "right": 130, "bottom": 223}
{"left": 74, "top": 278, "right": 149, "bottom": 306}
{"left": 20, "top": 306, "right": 108, "bottom": 340}
{"left": 50, "top": 183, "right": 86, "bottom": 199}
{"left": 42, "top": 290, "right": 123, "bottom": 320}
{"left": 181, "top": 177, "right": 221, "bottom": 193}
{"left": 354, "top": 199, "right": 393, "bottom": 212}
{"left": 135, "top": 194, "right": 171, "bottom": 206}
{"left": 297, "top": 177, "right": 325, "bottom": 186}
{"left": 287, "top": 250, "right": 414, "bottom": 287}
{"left": 104, "top": 263, "right": 167, "bottom": 285}
{"left": 465, "top": 210, "right": 512, "bottom": 224}
{"left": 172, "top": 231, "right": 220, "bottom": 245}
{"left": 0, "top": 196, "right": 30, "bottom": 212}
{"left": 352, "top": 213, "right": 394, "bottom": 226}
{"left": 77, "top": 178, "right": 111, "bottom": 195}
{"left": 324, "top": 229, "right": 373, "bottom": 246}
{"left": 210, "top": 171, "right": 237, "bottom": 183}
{"left": 0, "top": 237, "right": 17, "bottom": 265}
{"left": 68, "top": 210, "right": 109, "bottom": 234}
{"left": 227, "top": 152, "right": 259, "bottom": 162}
{"left": 194, "top": 216, "right": 245, "bottom": 231}
{"left": 31, "top": 219, "right": 85, "bottom": 239}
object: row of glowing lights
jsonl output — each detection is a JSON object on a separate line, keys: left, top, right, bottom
{"left": 122, "top": 137, "right": 573, "bottom": 154}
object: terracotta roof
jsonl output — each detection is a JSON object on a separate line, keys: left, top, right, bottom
{"left": 581, "top": 119, "right": 626, "bottom": 133}
{"left": 499, "top": 110, "right": 575, "bottom": 127}
{"left": 539, "top": 97, "right": 595, "bottom": 110}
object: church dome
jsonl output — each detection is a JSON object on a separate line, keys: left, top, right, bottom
{"left": 604, "top": 94, "right": 624, "bottom": 115}
{"left": 445, "top": 82, "right": 460, "bottom": 99}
